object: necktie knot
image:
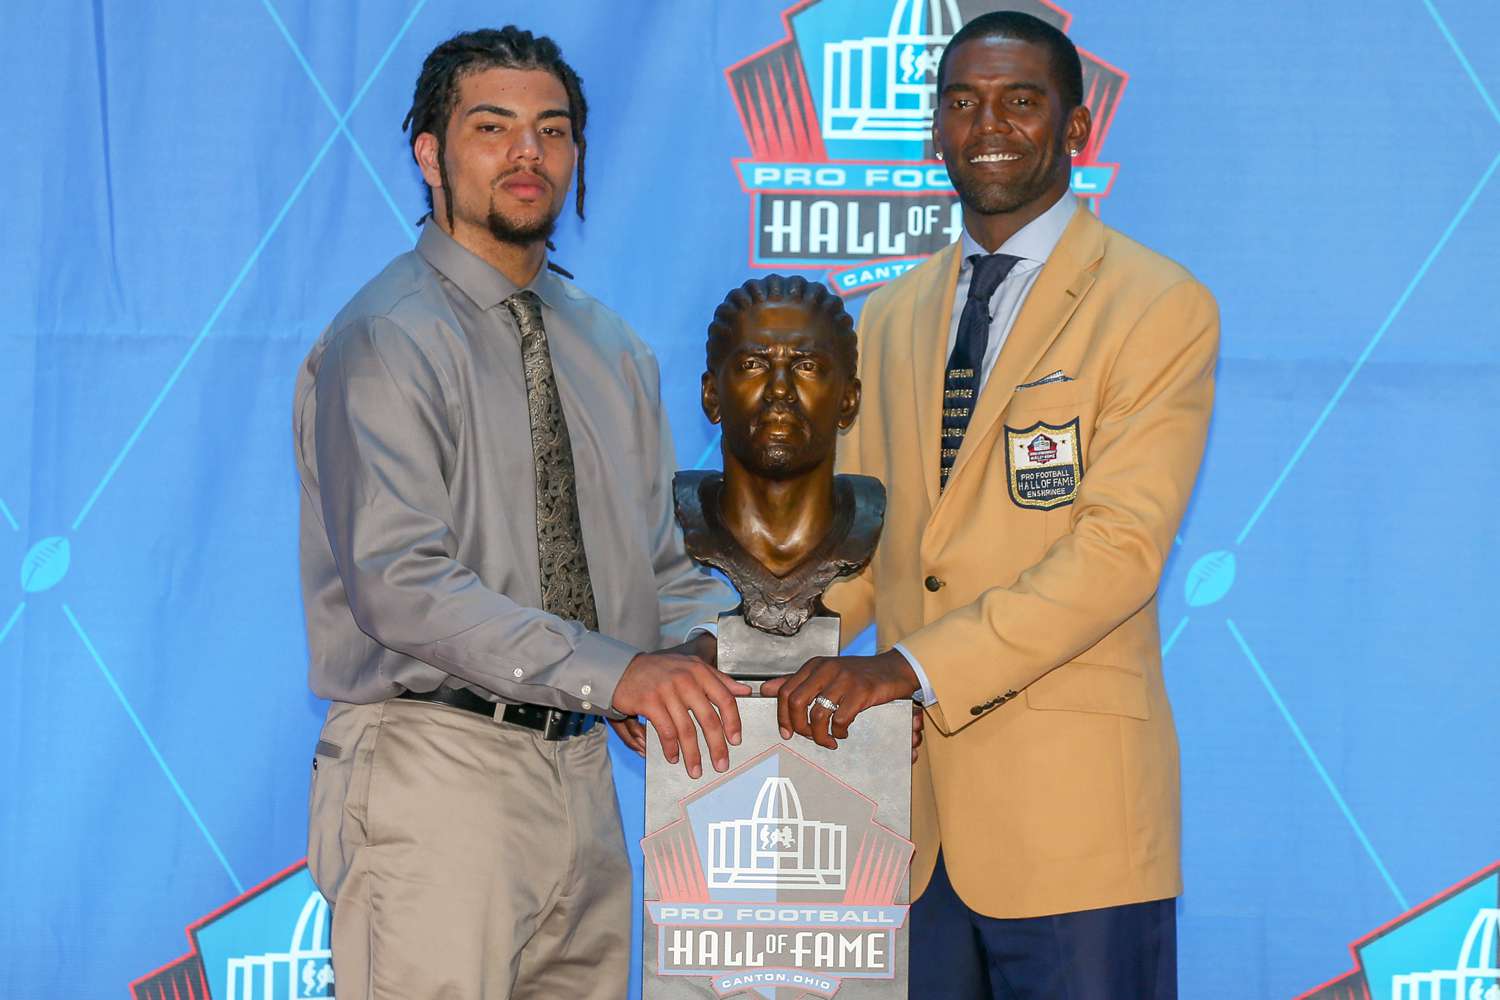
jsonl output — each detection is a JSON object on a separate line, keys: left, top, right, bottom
{"left": 503, "top": 290, "right": 545, "bottom": 337}
{"left": 967, "top": 253, "right": 1022, "bottom": 305}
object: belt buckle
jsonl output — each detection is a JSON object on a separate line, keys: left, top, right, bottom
{"left": 542, "top": 709, "right": 570, "bottom": 741}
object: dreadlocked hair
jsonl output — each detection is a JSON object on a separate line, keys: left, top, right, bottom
{"left": 706, "top": 275, "right": 857, "bottom": 377}
{"left": 402, "top": 26, "right": 588, "bottom": 235}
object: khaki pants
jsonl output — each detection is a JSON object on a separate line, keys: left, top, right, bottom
{"left": 307, "top": 699, "right": 631, "bottom": 1000}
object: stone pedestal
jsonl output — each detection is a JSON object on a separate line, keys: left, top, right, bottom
{"left": 642, "top": 676, "right": 913, "bottom": 997}
{"left": 716, "top": 612, "right": 840, "bottom": 680}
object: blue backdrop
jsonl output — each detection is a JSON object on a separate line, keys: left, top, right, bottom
{"left": 3, "top": 2, "right": 1497, "bottom": 998}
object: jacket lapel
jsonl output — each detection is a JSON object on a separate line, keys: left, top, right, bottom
{"left": 908, "top": 242, "right": 965, "bottom": 510}
{"left": 943, "top": 205, "right": 1104, "bottom": 496}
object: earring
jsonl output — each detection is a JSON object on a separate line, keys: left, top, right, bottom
{"left": 1069, "top": 148, "right": 1080, "bottom": 156}
{"left": 936, "top": 151, "right": 943, "bottom": 160}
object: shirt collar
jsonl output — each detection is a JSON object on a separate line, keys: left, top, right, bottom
{"left": 415, "top": 217, "right": 563, "bottom": 312}
{"left": 960, "top": 192, "right": 1079, "bottom": 270}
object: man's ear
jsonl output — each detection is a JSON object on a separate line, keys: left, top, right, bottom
{"left": 838, "top": 376, "right": 861, "bottom": 429}
{"left": 701, "top": 371, "right": 722, "bottom": 424}
{"left": 1065, "top": 104, "right": 1093, "bottom": 160}
{"left": 414, "top": 131, "right": 442, "bottom": 190}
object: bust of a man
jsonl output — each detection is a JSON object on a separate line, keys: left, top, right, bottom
{"left": 674, "top": 275, "right": 885, "bottom": 636}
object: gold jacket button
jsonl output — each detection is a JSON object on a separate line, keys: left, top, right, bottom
{"left": 924, "top": 575, "right": 944, "bottom": 592}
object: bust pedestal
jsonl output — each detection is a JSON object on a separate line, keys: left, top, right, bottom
{"left": 716, "top": 612, "right": 840, "bottom": 681}
{"left": 642, "top": 624, "right": 913, "bottom": 999}
{"left": 642, "top": 697, "right": 912, "bottom": 1000}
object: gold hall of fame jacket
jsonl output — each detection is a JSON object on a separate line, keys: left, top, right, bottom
{"left": 824, "top": 203, "right": 1219, "bottom": 919}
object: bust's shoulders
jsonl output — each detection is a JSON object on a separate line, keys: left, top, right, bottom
{"left": 831, "top": 473, "right": 886, "bottom": 569}
{"left": 838, "top": 473, "right": 885, "bottom": 510}
{"left": 672, "top": 470, "right": 719, "bottom": 514}
{"left": 673, "top": 470, "right": 723, "bottom": 561}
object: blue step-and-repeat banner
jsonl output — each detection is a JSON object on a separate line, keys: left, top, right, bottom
{"left": 3, "top": 1, "right": 1497, "bottom": 998}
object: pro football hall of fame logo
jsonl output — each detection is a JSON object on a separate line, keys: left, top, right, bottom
{"left": 131, "top": 862, "right": 333, "bottom": 1000}
{"left": 727, "top": 0, "right": 1127, "bottom": 297}
{"left": 643, "top": 744, "right": 915, "bottom": 998}
{"left": 1297, "top": 862, "right": 1500, "bottom": 1000}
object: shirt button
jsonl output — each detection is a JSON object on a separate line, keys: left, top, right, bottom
{"left": 970, "top": 705, "right": 984, "bottom": 716}
{"left": 513, "top": 668, "right": 524, "bottom": 678}
{"left": 924, "top": 575, "right": 944, "bottom": 592}
{"left": 581, "top": 701, "right": 592, "bottom": 711}
{"left": 581, "top": 684, "right": 592, "bottom": 696}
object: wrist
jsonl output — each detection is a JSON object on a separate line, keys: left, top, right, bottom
{"left": 689, "top": 631, "right": 717, "bottom": 665}
{"left": 877, "top": 649, "right": 920, "bottom": 694}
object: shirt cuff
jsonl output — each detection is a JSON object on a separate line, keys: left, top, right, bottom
{"left": 570, "top": 629, "right": 641, "bottom": 720}
{"left": 892, "top": 643, "right": 937, "bottom": 706}
{"left": 687, "top": 621, "right": 718, "bottom": 638}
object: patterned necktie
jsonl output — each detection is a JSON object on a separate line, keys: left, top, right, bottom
{"left": 940, "top": 252, "right": 1023, "bottom": 490}
{"left": 503, "top": 290, "right": 599, "bottom": 630}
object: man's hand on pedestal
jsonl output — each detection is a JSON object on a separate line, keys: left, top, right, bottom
{"left": 611, "top": 634, "right": 750, "bottom": 778}
{"left": 761, "top": 648, "right": 920, "bottom": 750}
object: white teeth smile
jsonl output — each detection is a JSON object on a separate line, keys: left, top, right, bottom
{"left": 970, "top": 153, "right": 1022, "bottom": 163}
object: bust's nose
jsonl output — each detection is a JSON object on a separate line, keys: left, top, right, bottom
{"left": 765, "top": 363, "right": 794, "bottom": 400}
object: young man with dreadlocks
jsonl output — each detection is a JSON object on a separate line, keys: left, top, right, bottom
{"left": 294, "top": 26, "right": 746, "bottom": 999}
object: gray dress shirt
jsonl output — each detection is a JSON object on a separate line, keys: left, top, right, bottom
{"left": 294, "top": 222, "right": 734, "bottom": 716}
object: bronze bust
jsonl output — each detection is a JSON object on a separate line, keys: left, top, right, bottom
{"left": 674, "top": 275, "right": 885, "bottom": 637}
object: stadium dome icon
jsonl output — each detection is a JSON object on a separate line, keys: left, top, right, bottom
{"left": 224, "top": 891, "right": 334, "bottom": 1000}
{"left": 1391, "top": 907, "right": 1500, "bottom": 1000}
{"left": 821, "top": 0, "right": 963, "bottom": 142}
{"left": 708, "top": 776, "right": 847, "bottom": 890}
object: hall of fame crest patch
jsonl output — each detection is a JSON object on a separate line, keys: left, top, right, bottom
{"left": 1004, "top": 418, "right": 1083, "bottom": 509}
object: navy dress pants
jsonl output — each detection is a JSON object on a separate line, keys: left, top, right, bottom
{"left": 909, "top": 853, "right": 1177, "bottom": 999}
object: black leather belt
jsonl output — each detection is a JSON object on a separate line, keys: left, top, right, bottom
{"left": 397, "top": 687, "right": 598, "bottom": 740}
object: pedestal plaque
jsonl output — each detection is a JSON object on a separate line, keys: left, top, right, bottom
{"left": 643, "top": 700, "right": 912, "bottom": 1000}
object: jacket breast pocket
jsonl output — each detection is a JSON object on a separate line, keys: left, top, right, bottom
{"left": 1006, "top": 377, "right": 1087, "bottom": 413}
{"left": 1024, "top": 660, "right": 1150, "bottom": 720}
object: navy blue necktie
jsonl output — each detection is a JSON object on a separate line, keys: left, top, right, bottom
{"left": 940, "top": 253, "right": 1022, "bottom": 489}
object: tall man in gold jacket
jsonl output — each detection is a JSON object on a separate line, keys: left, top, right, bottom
{"left": 763, "top": 12, "right": 1218, "bottom": 998}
